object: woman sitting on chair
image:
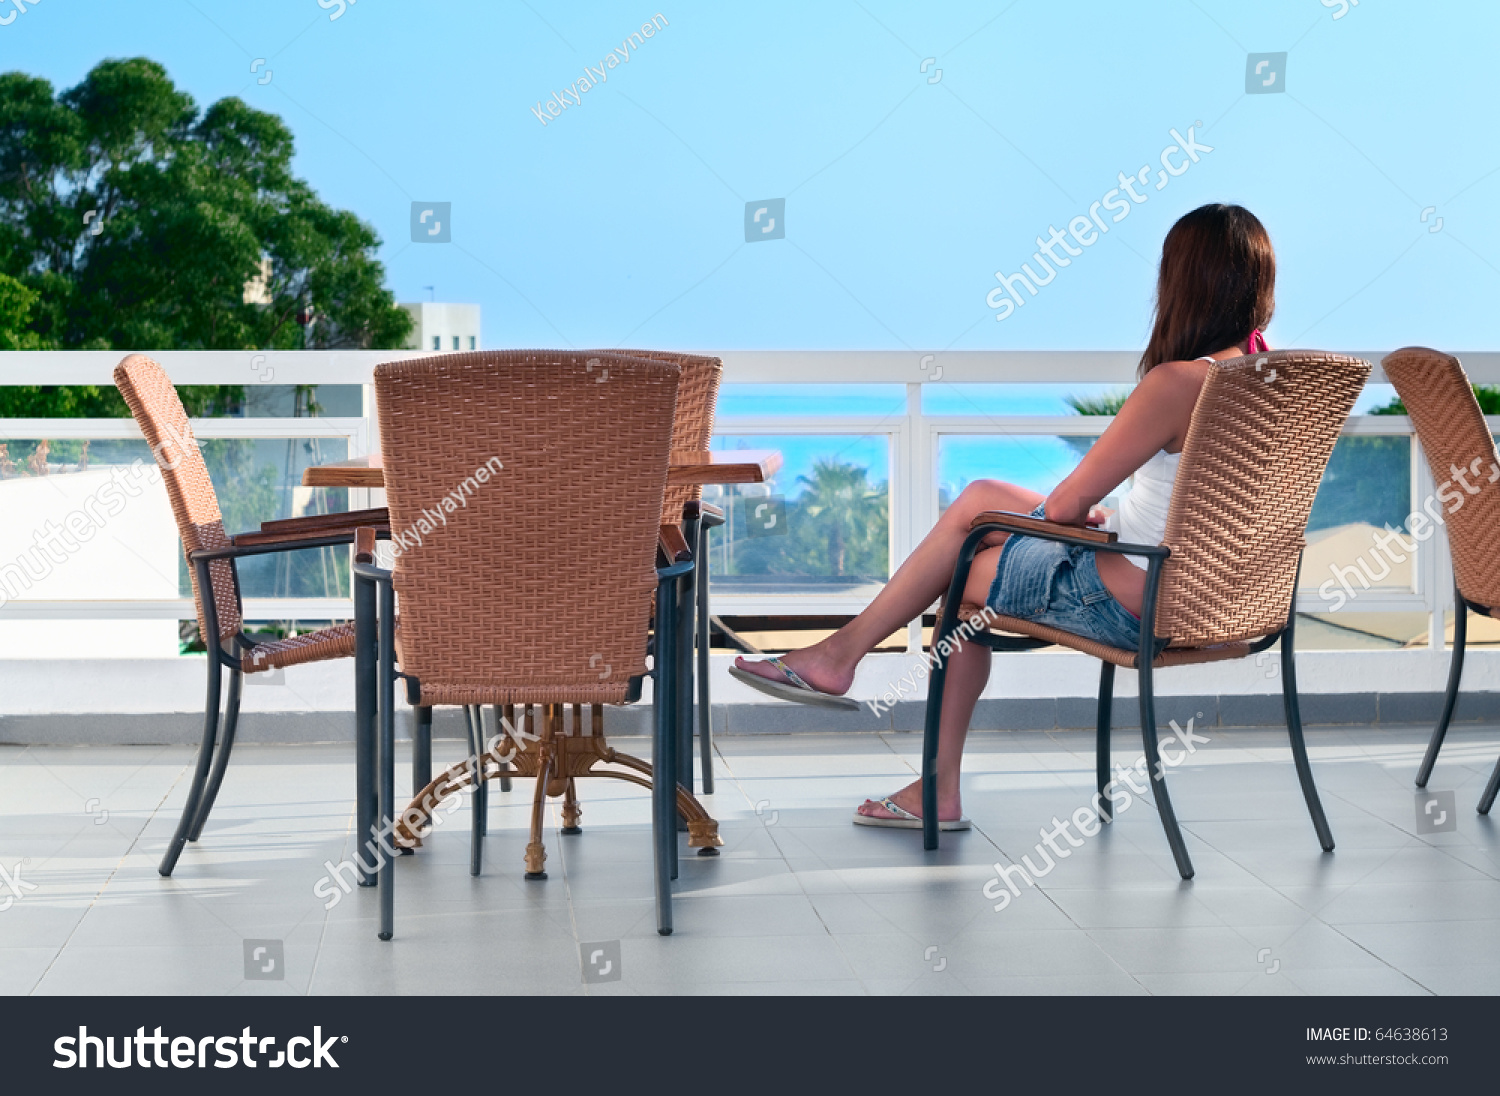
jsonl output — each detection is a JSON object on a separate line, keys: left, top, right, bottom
{"left": 731, "top": 202, "right": 1276, "bottom": 830}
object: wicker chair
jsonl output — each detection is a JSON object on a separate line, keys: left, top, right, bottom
{"left": 409, "top": 351, "right": 725, "bottom": 805}
{"left": 355, "top": 350, "right": 704, "bottom": 938}
{"left": 922, "top": 350, "right": 1372, "bottom": 877}
{"left": 1383, "top": 347, "right": 1500, "bottom": 814}
{"left": 598, "top": 349, "right": 724, "bottom": 795}
{"left": 113, "top": 354, "right": 389, "bottom": 877}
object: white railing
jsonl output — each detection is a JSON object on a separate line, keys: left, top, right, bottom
{"left": 3, "top": 348, "right": 1498, "bottom": 649}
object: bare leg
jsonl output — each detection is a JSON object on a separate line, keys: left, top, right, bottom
{"left": 735, "top": 479, "right": 1041, "bottom": 695}
{"left": 856, "top": 611, "right": 994, "bottom": 821}
{"left": 735, "top": 483, "right": 1041, "bottom": 822}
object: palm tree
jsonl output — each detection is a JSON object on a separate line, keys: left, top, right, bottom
{"left": 1061, "top": 389, "right": 1130, "bottom": 457}
{"left": 795, "top": 457, "right": 888, "bottom": 576}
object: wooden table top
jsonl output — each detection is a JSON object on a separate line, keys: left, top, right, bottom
{"left": 303, "top": 449, "right": 782, "bottom": 489}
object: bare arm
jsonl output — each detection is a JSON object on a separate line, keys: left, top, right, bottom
{"left": 1045, "top": 359, "right": 1207, "bottom": 525}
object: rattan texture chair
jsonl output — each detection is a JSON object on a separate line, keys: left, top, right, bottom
{"left": 114, "top": 354, "right": 389, "bottom": 877}
{"left": 923, "top": 350, "right": 1372, "bottom": 877}
{"left": 354, "top": 350, "right": 697, "bottom": 938}
{"left": 597, "top": 349, "right": 724, "bottom": 796}
{"left": 1383, "top": 347, "right": 1500, "bottom": 814}
{"left": 406, "top": 351, "right": 725, "bottom": 810}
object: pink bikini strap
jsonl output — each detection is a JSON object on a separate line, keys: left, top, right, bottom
{"left": 1248, "top": 328, "right": 1267, "bottom": 354}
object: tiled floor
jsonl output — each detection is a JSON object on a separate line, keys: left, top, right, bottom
{"left": 2, "top": 723, "right": 1498, "bottom": 995}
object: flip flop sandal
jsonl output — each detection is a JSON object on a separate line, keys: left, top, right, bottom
{"left": 852, "top": 796, "right": 972, "bottom": 831}
{"left": 728, "top": 657, "right": 861, "bottom": 711}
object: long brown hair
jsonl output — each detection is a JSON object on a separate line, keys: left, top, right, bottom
{"left": 1139, "top": 204, "right": 1275, "bottom": 376}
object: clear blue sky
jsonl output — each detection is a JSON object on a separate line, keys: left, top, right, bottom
{"left": 8, "top": 0, "right": 1498, "bottom": 357}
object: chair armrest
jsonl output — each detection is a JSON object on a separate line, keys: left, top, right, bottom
{"left": 688, "top": 499, "right": 726, "bottom": 529}
{"left": 205, "top": 529, "right": 360, "bottom": 558}
{"left": 659, "top": 524, "right": 693, "bottom": 563}
{"left": 968, "top": 510, "right": 1169, "bottom": 559}
{"left": 353, "top": 560, "right": 393, "bottom": 583}
{"left": 355, "top": 526, "right": 378, "bottom": 564}
{"left": 970, "top": 510, "right": 1116, "bottom": 544}
{"left": 656, "top": 559, "right": 693, "bottom": 581}
{"left": 258, "top": 507, "right": 389, "bottom": 537}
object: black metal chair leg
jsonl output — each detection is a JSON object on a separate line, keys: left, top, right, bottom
{"left": 923, "top": 535, "right": 984, "bottom": 852}
{"left": 188, "top": 665, "right": 242, "bottom": 841}
{"left": 653, "top": 566, "right": 683, "bottom": 935}
{"left": 469, "top": 705, "right": 487, "bottom": 835}
{"left": 355, "top": 565, "right": 378, "bottom": 887}
{"left": 412, "top": 705, "right": 432, "bottom": 797}
{"left": 676, "top": 514, "right": 699, "bottom": 798}
{"left": 491, "top": 705, "right": 512, "bottom": 791}
{"left": 696, "top": 516, "right": 715, "bottom": 794}
{"left": 1095, "top": 662, "right": 1115, "bottom": 822}
{"left": 159, "top": 653, "right": 223, "bottom": 876}
{"left": 466, "top": 705, "right": 483, "bottom": 876}
{"left": 1480, "top": 754, "right": 1500, "bottom": 815}
{"left": 1281, "top": 620, "right": 1335, "bottom": 851}
{"left": 1418, "top": 587, "right": 1467, "bottom": 788}
{"left": 1138, "top": 658, "right": 1194, "bottom": 879}
{"left": 376, "top": 578, "right": 396, "bottom": 941}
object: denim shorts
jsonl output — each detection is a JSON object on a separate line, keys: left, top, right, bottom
{"left": 986, "top": 505, "right": 1142, "bottom": 650}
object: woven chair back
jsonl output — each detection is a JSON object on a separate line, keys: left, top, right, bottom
{"left": 374, "top": 350, "right": 680, "bottom": 705}
{"left": 597, "top": 350, "right": 722, "bottom": 523}
{"left": 1383, "top": 347, "right": 1500, "bottom": 610}
{"left": 1155, "top": 350, "right": 1371, "bottom": 646}
{"left": 113, "top": 355, "right": 241, "bottom": 642}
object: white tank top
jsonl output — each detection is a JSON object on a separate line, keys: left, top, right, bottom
{"left": 1106, "top": 449, "right": 1180, "bottom": 570}
{"left": 1102, "top": 354, "right": 1213, "bottom": 569}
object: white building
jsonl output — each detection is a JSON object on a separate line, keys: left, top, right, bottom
{"left": 400, "top": 303, "right": 481, "bottom": 353}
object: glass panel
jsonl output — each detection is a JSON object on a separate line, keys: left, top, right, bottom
{"left": 1296, "top": 612, "right": 1431, "bottom": 650}
{"left": 199, "top": 436, "right": 351, "bottom": 599}
{"left": 1450, "top": 608, "right": 1500, "bottom": 650}
{"left": 936, "top": 435, "right": 1118, "bottom": 512}
{"left": 1303, "top": 436, "right": 1413, "bottom": 596}
{"left": 717, "top": 385, "right": 906, "bottom": 417}
{"left": 706, "top": 434, "right": 889, "bottom": 597}
{"left": 187, "top": 384, "right": 363, "bottom": 418}
{"left": 0, "top": 437, "right": 178, "bottom": 658}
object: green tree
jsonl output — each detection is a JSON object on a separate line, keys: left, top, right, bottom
{"left": 0, "top": 272, "right": 47, "bottom": 349}
{"left": 1063, "top": 390, "right": 1130, "bottom": 416}
{"left": 0, "top": 57, "right": 411, "bottom": 416}
{"left": 725, "top": 458, "right": 889, "bottom": 580}
{"left": 793, "top": 458, "right": 888, "bottom": 576}
{"left": 0, "top": 60, "right": 396, "bottom": 622}
{"left": 1061, "top": 388, "right": 1128, "bottom": 458}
